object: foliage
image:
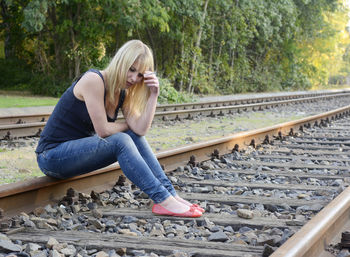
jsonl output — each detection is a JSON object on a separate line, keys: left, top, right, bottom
{"left": 0, "top": 0, "right": 349, "bottom": 101}
{"left": 0, "top": 94, "right": 58, "bottom": 108}
{"left": 158, "top": 77, "right": 195, "bottom": 104}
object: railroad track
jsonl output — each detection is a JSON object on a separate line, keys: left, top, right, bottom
{"left": 1, "top": 91, "right": 350, "bottom": 139}
{"left": 1, "top": 105, "right": 350, "bottom": 256}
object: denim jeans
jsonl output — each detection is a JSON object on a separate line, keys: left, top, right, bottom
{"left": 36, "top": 130, "right": 176, "bottom": 203}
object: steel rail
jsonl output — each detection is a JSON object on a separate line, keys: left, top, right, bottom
{"left": 271, "top": 186, "right": 350, "bottom": 257}
{"left": 1, "top": 105, "right": 349, "bottom": 221}
{"left": 1, "top": 90, "right": 349, "bottom": 125}
{"left": 1, "top": 93, "right": 350, "bottom": 139}
{"left": 157, "top": 90, "right": 350, "bottom": 111}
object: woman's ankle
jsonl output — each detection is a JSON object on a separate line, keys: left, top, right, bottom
{"left": 174, "top": 195, "right": 192, "bottom": 207}
{"left": 158, "top": 196, "right": 190, "bottom": 213}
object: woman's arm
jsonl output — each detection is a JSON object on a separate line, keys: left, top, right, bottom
{"left": 74, "top": 72, "right": 128, "bottom": 138}
{"left": 125, "top": 72, "right": 159, "bottom": 136}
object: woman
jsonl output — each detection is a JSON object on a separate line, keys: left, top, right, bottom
{"left": 35, "top": 40, "right": 204, "bottom": 217}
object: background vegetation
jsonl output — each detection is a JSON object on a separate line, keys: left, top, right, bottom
{"left": 1, "top": 0, "right": 350, "bottom": 103}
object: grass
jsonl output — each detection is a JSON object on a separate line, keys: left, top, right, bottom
{"left": 0, "top": 146, "right": 44, "bottom": 184}
{"left": 147, "top": 111, "right": 307, "bottom": 152}
{"left": 0, "top": 93, "right": 59, "bottom": 108}
{"left": 0, "top": 110, "right": 308, "bottom": 185}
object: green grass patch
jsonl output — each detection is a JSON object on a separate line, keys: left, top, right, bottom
{"left": 0, "top": 94, "right": 58, "bottom": 108}
{"left": 0, "top": 147, "right": 44, "bottom": 185}
{"left": 0, "top": 170, "right": 44, "bottom": 185}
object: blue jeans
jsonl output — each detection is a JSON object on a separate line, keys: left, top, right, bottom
{"left": 36, "top": 130, "right": 176, "bottom": 203}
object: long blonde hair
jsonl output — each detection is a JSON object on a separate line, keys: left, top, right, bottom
{"left": 103, "top": 40, "right": 154, "bottom": 117}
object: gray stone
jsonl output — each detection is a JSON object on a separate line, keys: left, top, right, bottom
{"left": 224, "top": 226, "right": 234, "bottom": 233}
{"left": 208, "top": 231, "right": 228, "bottom": 242}
{"left": 337, "top": 249, "right": 350, "bottom": 257}
{"left": 23, "top": 219, "right": 36, "bottom": 228}
{"left": 107, "top": 249, "right": 121, "bottom": 257}
{"left": 265, "top": 204, "right": 279, "bottom": 212}
{"left": 89, "top": 219, "right": 104, "bottom": 229}
{"left": 49, "top": 249, "right": 62, "bottom": 257}
{"left": 239, "top": 227, "right": 253, "bottom": 234}
{"left": 46, "top": 237, "right": 59, "bottom": 249}
{"left": 209, "top": 226, "right": 221, "bottom": 232}
{"left": 60, "top": 245, "right": 76, "bottom": 256}
{"left": 0, "top": 239, "right": 22, "bottom": 253}
{"left": 95, "top": 251, "right": 109, "bottom": 257}
{"left": 32, "top": 250, "right": 48, "bottom": 257}
{"left": 130, "top": 249, "right": 146, "bottom": 256}
{"left": 297, "top": 203, "right": 323, "bottom": 212}
{"left": 0, "top": 233, "right": 9, "bottom": 241}
{"left": 26, "top": 243, "right": 42, "bottom": 252}
{"left": 262, "top": 244, "right": 277, "bottom": 257}
{"left": 92, "top": 209, "right": 103, "bottom": 219}
{"left": 44, "top": 204, "right": 57, "bottom": 214}
{"left": 122, "top": 216, "right": 138, "bottom": 224}
{"left": 237, "top": 209, "right": 254, "bottom": 219}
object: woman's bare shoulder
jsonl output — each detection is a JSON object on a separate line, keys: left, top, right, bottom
{"left": 74, "top": 71, "right": 105, "bottom": 100}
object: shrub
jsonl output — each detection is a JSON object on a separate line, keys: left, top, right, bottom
{"left": 158, "top": 77, "right": 195, "bottom": 104}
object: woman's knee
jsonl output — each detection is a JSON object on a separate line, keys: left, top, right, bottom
{"left": 108, "top": 132, "right": 132, "bottom": 143}
{"left": 107, "top": 132, "right": 137, "bottom": 153}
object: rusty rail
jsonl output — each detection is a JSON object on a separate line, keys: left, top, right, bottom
{"left": 1, "top": 105, "right": 349, "bottom": 221}
{"left": 2, "top": 92, "right": 350, "bottom": 139}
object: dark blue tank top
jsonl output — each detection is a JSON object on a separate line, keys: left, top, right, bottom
{"left": 35, "top": 69, "right": 125, "bottom": 153}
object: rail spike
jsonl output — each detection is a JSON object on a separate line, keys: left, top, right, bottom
{"left": 211, "top": 149, "right": 220, "bottom": 160}
{"left": 232, "top": 144, "right": 239, "bottom": 152}
{"left": 274, "top": 131, "right": 284, "bottom": 141}
{"left": 207, "top": 111, "right": 215, "bottom": 118}
{"left": 288, "top": 128, "right": 294, "bottom": 136}
{"left": 263, "top": 135, "right": 270, "bottom": 144}
{"left": 249, "top": 139, "right": 256, "bottom": 148}
{"left": 35, "top": 128, "right": 42, "bottom": 137}
{"left": 174, "top": 115, "right": 181, "bottom": 121}
{"left": 187, "top": 155, "right": 197, "bottom": 167}
{"left": 340, "top": 231, "right": 350, "bottom": 249}
{"left": 4, "top": 131, "right": 11, "bottom": 140}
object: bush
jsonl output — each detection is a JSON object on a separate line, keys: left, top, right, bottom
{"left": 0, "top": 58, "right": 70, "bottom": 96}
{"left": 158, "top": 77, "right": 195, "bottom": 104}
{"left": 328, "top": 75, "right": 347, "bottom": 85}
{"left": 0, "top": 58, "right": 33, "bottom": 91}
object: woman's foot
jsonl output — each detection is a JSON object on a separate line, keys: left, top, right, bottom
{"left": 174, "top": 195, "right": 192, "bottom": 207}
{"left": 174, "top": 195, "right": 205, "bottom": 213}
{"left": 159, "top": 196, "right": 190, "bottom": 213}
{"left": 152, "top": 196, "right": 202, "bottom": 217}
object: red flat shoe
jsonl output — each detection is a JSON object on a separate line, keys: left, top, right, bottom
{"left": 191, "top": 204, "right": 205, "bottom": 213}
{"left": 152, "top": 204, "right": 202, "bottom": 218}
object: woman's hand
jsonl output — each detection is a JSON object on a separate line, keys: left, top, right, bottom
{"left": 143, "top": 71, "right": 159, "bottom": 96}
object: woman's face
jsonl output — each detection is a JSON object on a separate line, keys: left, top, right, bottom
{"left": 126, "top": 61, "right": 144, "bottom": 88}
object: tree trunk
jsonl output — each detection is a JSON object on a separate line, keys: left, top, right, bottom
{"left": 187, "top": 0, "right": 209, "bottom": 93}
{"left": 178, "top": 16, "right": 185, "bottom": 92}
{"left": 229, "top": 46, "right": 235, "bottom": 89}
{"left": 48, "top": 5, "right": 62, "bottom": 72}
{"left": 146, "top": 27, "right": 157, "bottom": 70}
{"left": 0, "top": 0, "right": 15, "bottom": 59}
{"left": 36, "top": 32, "right": 51, "bottom": 74}
{"left": 208, "top": 23, "right": 215, "bottom": 77}
{"left": 68, "top": 5, "right": 81, "bottom": 79}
